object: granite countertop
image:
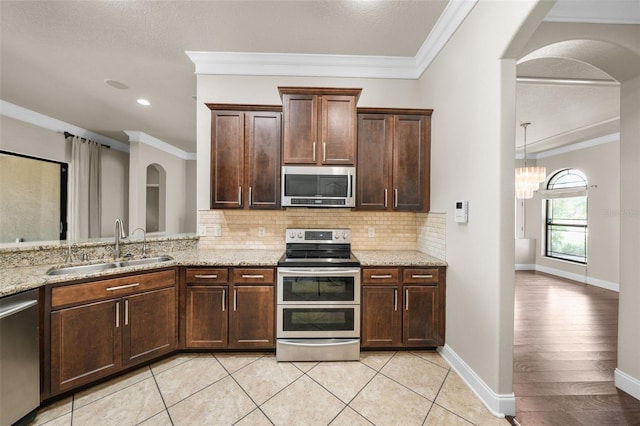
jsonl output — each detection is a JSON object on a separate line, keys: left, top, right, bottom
{"left": 353, "top": 250, "right": 447, "bottom": 267}
{"left": 0, "top": 248, "right": 283, "bottom": 298}
{"left": 1, "top": 248, "right": 446, "bottom": 298}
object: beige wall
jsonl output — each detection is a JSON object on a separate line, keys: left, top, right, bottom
{"left": 0, "top": 115, "right": 128, "bottom": 240}
{"left": 128, "top": 141, "right": 192, "bottom": 235}
{"left": 417, "top": 0, "right": 546, "bottom": 404}
{"left": 525, "top": 141, "right": 620, "bottom": 286}
{"left": 618, "top": 73, "right": 640, "bottom": 395}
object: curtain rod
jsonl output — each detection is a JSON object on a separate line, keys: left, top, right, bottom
{"left": 64, "top": 131, "right": 111, "bottom": 149}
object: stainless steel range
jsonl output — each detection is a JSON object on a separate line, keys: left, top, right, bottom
{"left": 276, "top": 228, "right": 361, "bottom": 361}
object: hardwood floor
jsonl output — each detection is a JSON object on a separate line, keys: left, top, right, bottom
{"left": 513, "top": 271, "right": 640, "bottom": 426}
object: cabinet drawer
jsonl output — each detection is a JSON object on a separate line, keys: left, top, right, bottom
{"left": 403, "top": 268, "right": 439, "bottom": 284}
{"left": 233, "top": 268, "right": 274, "bottom": 284}
{"left": 186, "top": 268, "right": 229, "bottom": 285}
{"left": 362, "top": 268, "right": 399, "bottom": 284}
{"left": 52, "top": 270, "right": 176, "bottom": 308}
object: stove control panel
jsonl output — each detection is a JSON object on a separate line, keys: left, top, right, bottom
{"left": 286, "top": 228, "right": 351, "bottom": 244}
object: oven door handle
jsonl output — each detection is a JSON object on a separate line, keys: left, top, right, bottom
{"left": 277, "top": 268, "right": 361, "bottom": 276}
{"left": 277, "top": 339, "right": 360, "bottom": 348}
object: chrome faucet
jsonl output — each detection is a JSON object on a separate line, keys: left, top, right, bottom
{"left": 113, "top": 218, "right": 127, "bottom": 259}
{"left": 130, "top": 227, "right": 147, "bottom": 258}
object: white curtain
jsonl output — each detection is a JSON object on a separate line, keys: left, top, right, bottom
{"left": 67, "top": 135, "right": 101, "bottom": 241}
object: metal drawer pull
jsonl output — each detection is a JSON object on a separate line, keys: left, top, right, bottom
{"left": 312, "top": 142, "right": 316, "bottom": 162}
{"left": 393, "top": 288, "right": 398, "bottom": 311}
{"left": 405, "top": 289, "right": 409, "bottom": 311}
{"left": 238, "top": 186, "right": 242, "bottom": 205}
{"left": 241, "top": 274, "right": 264, "bottom": 279}
{"left": 222, "top": 288, "right": 226, "bottom": 312}
{"left": 412, "top": 274, "right": 433, "bottom": 279}
{"left": 124, "top": 300, "right": 129, "bottom": 326}
{"left": 115, "top": 302, "right": 120, "bottom": 328}
{"left": 249, "top": 187, "right": 253, "bottom": 206}
{"left": 323, "top": 142, "right": 326, "bottom": 162}
{"left": 194, "top": 274, "right": 218, "bottom": 279}
{"left": 233, "top": 289, "right": 237, "bottom": 311}
{"left": 371, "top": 274, "right": 393, "bottom": 279}
{"left": 107, "top": 283, "right": 140, "bottom": 291}
{"left": 394, "top": 188, "right": 398, "bottom": 208}
{"left": 384, "top": 189, "right": 388, "bottom": 208}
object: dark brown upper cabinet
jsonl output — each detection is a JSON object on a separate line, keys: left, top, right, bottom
{"left": 208, "top": 105, "right": 282, "bottom": 209}
{"left": 279, "top": 87, "right": 361, "bottom": 165}
{"left": 357, "top": 108, "right": 432, "bottom": 212}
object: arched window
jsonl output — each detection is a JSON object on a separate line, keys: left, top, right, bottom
{"left": 545, "top": 169, "right": 588, "bottom": 264}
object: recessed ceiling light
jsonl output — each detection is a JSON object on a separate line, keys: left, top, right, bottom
{"left": 105, "top": 79, "right": 128, "bottom": 90}
{"left": 137, "top": 98, "right": 151, "bottom": 106}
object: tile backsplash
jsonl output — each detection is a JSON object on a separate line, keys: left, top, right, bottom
{"left": 198, "top": 209, "right": 446, "bottom": 259}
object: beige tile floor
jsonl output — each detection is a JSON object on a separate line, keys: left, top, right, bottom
{"left": 29, "top": 351, "right": 508, "bottom": 426}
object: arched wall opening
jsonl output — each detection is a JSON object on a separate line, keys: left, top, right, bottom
{"left": 146, "top": 163, "right": 166, "bottom": 233}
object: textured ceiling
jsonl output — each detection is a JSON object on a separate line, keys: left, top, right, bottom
{"left": 0, "top": 0, "right": 636, "bottom": 155}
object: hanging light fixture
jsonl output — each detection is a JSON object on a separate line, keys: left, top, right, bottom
{"left": 515, "top": 122, "right": 546, "bottom": 199}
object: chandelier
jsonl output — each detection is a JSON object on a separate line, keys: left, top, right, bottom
{"left": 515, "top": 122, "right": 546, "bottom": 199}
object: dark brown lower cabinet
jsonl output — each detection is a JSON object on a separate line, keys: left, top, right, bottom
{"left": 47, "top": 270, "right": 177, "bottom": 397}
{"left": 361, "top": 267, "right": 445, "bottom": 349}
{"left": 184, "top": 267, "right": 275, "bottom": 350}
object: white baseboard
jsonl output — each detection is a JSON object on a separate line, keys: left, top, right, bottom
{"left": 615, "top": 368, "right": 640, "bottom": 401}
{"left": 439, "top": 344, "right": 515, "bottom": 417}
{"left": 515, "top": 264, "right": 535, "bottom": 271}
{"left": 517, "top": 264, "right": 619, "bottom": 292}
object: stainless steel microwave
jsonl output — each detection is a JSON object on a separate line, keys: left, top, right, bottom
{"left": 281, "top": 166, "right": 356, "bottom": 208}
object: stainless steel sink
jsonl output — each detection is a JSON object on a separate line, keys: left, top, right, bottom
{"left": 46, "top": 256, "right": 173, "bottom": 276}
{"left": 115, "top": 256, "right": 174, "bottom": 268}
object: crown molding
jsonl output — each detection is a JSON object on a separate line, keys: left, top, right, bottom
{"left": 533, "top": 132, "right": 619, "bottom": 159}
{"left": 125, "top": 131, "right": 196, "bottom": 161}
{"left": 544, "top": 0, "right": 640, "bottom": 25}
{"left": 0, "top": 100, "right": 130, "bottom": 152}
{"left": 186, "top": 0, "right": 477, "bottom": 79}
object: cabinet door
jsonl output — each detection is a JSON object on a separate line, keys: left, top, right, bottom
{"left": 185, "top": 286, "right": 228, "bottom": 348}
{"left": 122, "top": 287, "right": 176, "bottom": 365}
{"left": 211, "top": 110, "right": 245, "bottom": 208}
{"left": 229, "top": 285, "right": 275, "bottom": 349}
{"left": 392, "top": 114, "right": 429, "bottom": 211}
{"left": 402, "top": 285, "right": 439, "bottom": 347}
{"left": 357, "top": 114, "right": 392, "bottom": 210}
{"left": 50, "top": 299, "right": 121, "bottom": 394}
{"left": 361, "top": 286, "right": 402, "bottom": 348}
{"left": 282, "top": 94, "right": 317, "bottom": 164}
{"left": 246, "top": 111, "right": 282, "bottom": 209}
{"left": 320, "top": 95, "right": 357, "bottom": 165}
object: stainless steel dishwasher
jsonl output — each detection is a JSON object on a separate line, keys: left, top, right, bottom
{"left": 0, "top": 289, "right": 40, "bottom": 426}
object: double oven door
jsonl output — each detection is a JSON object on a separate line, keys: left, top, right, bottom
{"left": 276, "top": 267, "right": 360, "bottom": 339}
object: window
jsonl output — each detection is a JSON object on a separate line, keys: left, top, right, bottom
{"left": 545, "top": 169, "right": 587, "bottom": 264}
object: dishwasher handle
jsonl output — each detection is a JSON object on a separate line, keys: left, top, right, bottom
{"left": 0, "top": 299, "right": 38, "bottom": 320}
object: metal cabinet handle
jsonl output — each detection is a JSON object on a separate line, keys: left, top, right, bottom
{"left": 312, "top": 142, "right": 316, "bottom": 162}
{"left": 241, "top": 274, "right": 264, "bottom": 279}
{"left": 194, "top": 274, "right": 218, "bottom": 279}
{"left": 249, "top": 187, "right": 253, "bottom": 207}
{"left": 124, "top": 299, "right": 129, "bottom": 326}
{"left": 394, "top": 189, "right": 398, "bottom": 208}
{"left": 323, "top": 142, "right": 326, "bottom": 162}
{"left": 238, "top": 186, "right": 242, "bottom": 206}
{"left": 233, "top": 289, "right": 237, "bottom": 311}
{"left": 370, "top": 274, "right": 393, "bottom": 279}
{"left": 115, "top": 302, "right": 120, "bottom": 328}
{"left": 107, "top": 283, "right": 139, "bottom": 291}
{"left": 222, "top": 288, "right": 226, "bottom": 312}
{"left": 394, "top": 288, "right": 398, "bottom": 311}
{"left": 384, "top": 189, "right": 388, "bottom": 208}
{"left": 405, "top": 289, "right": 409, "bottom": 311}
{"left": 412, "top": 274, "right": 433, "bottom": 279}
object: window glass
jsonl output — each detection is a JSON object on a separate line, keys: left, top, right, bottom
{"left": 545, "top": 169, "right": 588, "bottom": 264}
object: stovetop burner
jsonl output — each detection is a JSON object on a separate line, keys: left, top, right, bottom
{"left": 278, "top": 228, "right": 360, "bottom": 268}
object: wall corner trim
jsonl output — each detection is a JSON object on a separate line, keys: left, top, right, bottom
{"left": 439, "top": 344, "right": 516, "bottom": 417}
{"left": 615, "top": 368, "right": 640, "bottom": 400}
